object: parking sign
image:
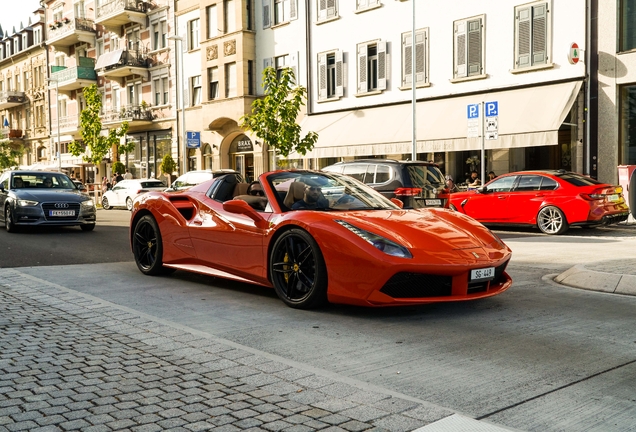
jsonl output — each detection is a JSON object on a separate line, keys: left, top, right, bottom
{"left": 485, "top": 101, "right": 498, "bottom": 117}
{"left": 186, "top": 131, "right": 201, "bottom": 149}
{"left": 467, "top": 104, "right": 479, "bottom": 119}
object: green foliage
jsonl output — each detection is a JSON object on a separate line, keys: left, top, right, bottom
{"left": 160, "top": 154, "right": 177, "bottom": 176}
{"left": 240, "top": 67, "right": 317, "bottom": 159}
{"left": 70, "top": 84, "right": 129, "bottom": 164}
{"left": 0, "top": 139, "right": 22, "bottom": 170}
{"left": 112, "top": 161, "right": 126, "bottom": 175}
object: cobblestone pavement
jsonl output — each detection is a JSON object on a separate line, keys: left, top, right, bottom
{"left": 0, "top": 269, "right": 459, "bottom": 432}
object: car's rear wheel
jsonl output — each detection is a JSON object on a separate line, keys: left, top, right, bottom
{"left": 80, "top": 224, "right": 96, "bottom": 232}
{"left": 126, "top": 197, "right": 133, "bottom": 211}
{"left": 132, "top": 215, "right": 172, "bottom": 275}
{"left": 537, "top": 206, "right": 569, "bottom": 235}
{"left": 5, "top": 205, "right": 16, "bottom": 233}
{"left": 270, "top": 229, "right": 328, "bottom": 309}
{"left": 102, "top": 196, "right": 111, "bottom": 210}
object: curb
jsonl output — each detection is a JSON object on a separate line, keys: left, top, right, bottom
{"left": 554, "top": 265, "right": 636, "bottom": 296}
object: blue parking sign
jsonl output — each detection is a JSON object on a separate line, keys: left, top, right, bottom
{"left": 186, "top": 131, "right": 201, "bottom": 149}
{"left": 467, "top": 104, "right": 479, "bottom": 119}
{"left": 485, "top": 101, "right": 498, "bottom": 117}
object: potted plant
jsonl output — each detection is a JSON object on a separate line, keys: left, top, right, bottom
{"left": 62, "top": 17, "right": 71, "bottom": 24}
{"left": 54, "top": 20, "right": 62, "bottom": 27}
{"left": 160, "top": 154, "right": 177, "bottom": 184}
{"left": 112, "top": 161, "right": 126, "bottom": 176}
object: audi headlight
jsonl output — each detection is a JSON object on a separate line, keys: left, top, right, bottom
{"left": 17, "top": 199, "right": 38, "bottom": 207}
{"left": 335, "top": 220, "right": 412, "bottom": 259}
{"left": 81, "top": 199, "right": 95, "bottom": 208}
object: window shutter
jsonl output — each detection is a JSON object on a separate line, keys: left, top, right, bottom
{"left": 415, "top": 30, "right": 427, "bottom": 86}
{"left": 290, "top": 0, "right": 298, "bottom": 20}
{"left": 318, "top": 53, "right": 327, "bottom": 100}
{"left": 402, "top": 32, "right": 412, "bottom": 87}
{"left": 467, "top": 19, "right": 482, "bottom": 76}
{"left": 454, "top": 21, "right": 467, "bottom": 78}
{"left": 532, "top": 3, "right": 547, "bottom": 64}
{"left": 516, "top": 7, "right": 531, "bottom": 68}
{"left": 264, "top": 57, "right": 273, "bottom": 71}
{"left": 326, "top": 0, "right": 337, "bottom": 19}
{"left": 357, "top": 44, "right": 368, "bottom": 93}
{"left": 318, "top": 0, "right": 327, "bottom": 20}
{"left": 290, "top": 52, "right": 299, "bottom": 84}
{"left": 263, "top": 0, "right": 271, "bottom": 29}
{"left": 377, "top": 40, "right": 387, "bottom": 91}
{"left": 357, "top": 0, "right": 369, "bottom": 9}
{"left": 335, "top": 50, "right": 344, "bottom": 97}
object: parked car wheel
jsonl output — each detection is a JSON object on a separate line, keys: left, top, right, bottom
{"left": 537, "top": 206, "right": 569, "bottom": 235}
{"left": 80, "top": 224, "right": 96, "bottom": 232}
{"left": 102, "top": 196, "right": 111, "bottom": 210}
{"left": 126, "top": 197, "right": 134, "bottom": 211}
{"left": 132, "top": 215, "right": 173, "bottom": 275}
{"left": 270, "top": 229, "right": 328, "bottom": 309}
{"left": 4, "top": 205, "right": 16, "bottom": 233}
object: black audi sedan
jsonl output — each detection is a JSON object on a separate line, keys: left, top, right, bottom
{"left": 0, "top": 170, "right": 97, "bottom": 232}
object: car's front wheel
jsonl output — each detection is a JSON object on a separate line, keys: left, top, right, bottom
{"left": 132, "top": 215, "right": 172, "bottom": 275}
{"left": 4, "top": 205, "right": 16, "bottom": 233}
{"left": 126, "top": 197, "right": 133, "bottom": 211}
{"left": 102, "top": 196, "right": 111, "bottom": 210}
{"left": 80, "top": 224, "right": 96, "bottom": 232}
{"left": 537, "top": 206, "right": 569, "bottom": 235}
{"left": 270, "top": 229, "right": 328, "bottom": 309}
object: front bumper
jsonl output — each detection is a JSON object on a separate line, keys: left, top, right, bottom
{"left": 12, "top": 204, "right": 96, "bottom": 227}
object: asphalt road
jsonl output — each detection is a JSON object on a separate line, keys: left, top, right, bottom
{"left": 2, "top": 211, "right": 636, "bottom": 431}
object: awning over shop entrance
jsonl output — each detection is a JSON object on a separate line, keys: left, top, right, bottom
{"left": 298, "top": 80, "right": 583, "bottom": 158}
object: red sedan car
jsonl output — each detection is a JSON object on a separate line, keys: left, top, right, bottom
{"left": 129, "top": 170, "right": 512, "bottom": 309}
{"left": 449, "top": 170, "right": 629, "bottom": 235}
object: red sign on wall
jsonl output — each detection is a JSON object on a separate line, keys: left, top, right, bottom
{"left": 568, "top": 43, "right": 580, "bottom": 64}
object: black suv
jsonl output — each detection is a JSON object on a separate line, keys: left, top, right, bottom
{"left": 322, "top": 159, "right": 449, "bottom": 209}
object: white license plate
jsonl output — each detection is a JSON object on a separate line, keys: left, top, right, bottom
{"left": 607, "top": 194, "right": 620, "bottom": 202}
{"left": 425, "top": 199, "right": 442, "bottom": 206}
{"left": 49, "top": 210, "right": 75, "bottom": 217}
{"left": 471, "top": 267, "right": 495, "bottom": 281}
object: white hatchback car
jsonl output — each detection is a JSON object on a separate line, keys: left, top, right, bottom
{"left": 102, "top": 179, "right": 166, "bottom": 211}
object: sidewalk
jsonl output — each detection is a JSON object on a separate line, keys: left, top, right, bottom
{"left": 0, "top": 269, "right": 516, "bottom": 432}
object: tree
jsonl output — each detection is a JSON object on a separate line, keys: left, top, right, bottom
{"left": 240, "top": 67, "right": 317, "bottom": 165}
{"left": 112, "top": 161, "right": 125, "bottom": 175}
{"left": 0, "top": 139, "right": 22, "bottom": 170}
{"left": 69, "top": 84, "right": 129, "bottom": 165}
{"left": 160, "top": 154, "right": 177, "bottom": 182}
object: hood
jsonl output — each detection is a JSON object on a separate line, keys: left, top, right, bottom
{"left": 12, "top": 189, "right": 89, "bottom": 203}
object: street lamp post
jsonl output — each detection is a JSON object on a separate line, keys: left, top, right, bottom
{"left": 411, "top": 0, "right": 417, "bottom": 161}
{"left": 47, "top": 78, "right": 62, "bottom": 173}
{"left": 168, "top": 35, "right": 187, "bottom": 175}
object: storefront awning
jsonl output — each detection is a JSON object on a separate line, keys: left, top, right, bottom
{"left": 94, "top": 49, "right": 124, "bottom": 70}
{"left": 297, "top": 80, "right": 583, "bottom": 158}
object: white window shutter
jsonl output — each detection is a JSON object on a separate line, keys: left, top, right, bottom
{"left": 402, "top": 32, "right": 412, "bottom": 87}
{"left": 454, "top": 21, "right": 467, "bottom": 78}
{"left": 318, "top": 0, "right": 327, "bottom": 20}
{"left": 357, "top": 44, "right": 368, "bottom": 94}
{"left": 326, "top": 0, "right": 337, "bottom": 19}
{"left": 415, "top": 29, "right": 427, "bottom": 86}
{"left": 318, "top": 53, "right": 327, "bottom": 100}
{"left": 467, "top": 19, "right": 482, "bottom": 76}
{"left": 290, "top": 0, "right": 298, "bottom": 20}
{"left": 377, "top": 40, "right": 387, "bottom": 91}
{"left": 357, "top": 0, "right": 368, "bottom": 9}
{"left": 335, "top": 50, "right": 344, "bottom": 97}
{"left": 263, "top": 0, "right": 271, "bottom": 29}
{"left": 516, "top": 7, "right": 531, "bottom": 68}
{"left": 532, "top": 3, "right": 548, "bottom": 64}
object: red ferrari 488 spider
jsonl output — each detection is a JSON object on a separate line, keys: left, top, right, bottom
{"left": 130, "top": 170, "right": 512, "bottom": 308}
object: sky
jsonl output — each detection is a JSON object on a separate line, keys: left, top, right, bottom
{"left": 3, "top": 1, "right": 42, "bottom": 35}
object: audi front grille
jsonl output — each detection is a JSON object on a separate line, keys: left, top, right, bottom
{"left": 42, "top": 202, "right": 81, "bottom": 221}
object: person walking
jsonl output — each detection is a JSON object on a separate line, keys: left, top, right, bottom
{"left": 124, "top": 169, "right": 133, "bottom": 179}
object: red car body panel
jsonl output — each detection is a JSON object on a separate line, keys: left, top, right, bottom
{"left": 131, "top": 170, "right": 512, "bottom": 307}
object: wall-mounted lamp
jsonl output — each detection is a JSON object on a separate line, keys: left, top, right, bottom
{"left": 212, "top": 144, "right": 218, "bottom": 150}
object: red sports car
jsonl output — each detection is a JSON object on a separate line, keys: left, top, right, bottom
{"left": 130, "top": 170, "right": 512, "bottom": 308}
{"left": 449, "top": 170, "right": 629, "bottom": 235}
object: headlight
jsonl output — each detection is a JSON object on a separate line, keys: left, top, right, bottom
{"left": 335, "top": 220, "right": 412, "bottom": 259}
{"left": 81, "top": 199, "right": 95, "bottom": 208}
{"left": 17, "top": 200, "right": 38, "bottom": 207}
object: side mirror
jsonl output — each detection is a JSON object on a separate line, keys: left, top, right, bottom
{"left": 223, "top": 199, "right": 269, "bottom": 229}
{"left": 0, "top": 184, "right": 4, "bottom": 192}
{"left": 477, "top": 186, "right": 488, "bottom": 194}
{"left": 79, "top": 184, "right": 87, "bottom": 191}
{"left": 390, "top": 198, "right": 404, "bottom": 209}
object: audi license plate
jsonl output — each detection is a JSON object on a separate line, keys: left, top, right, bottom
{"left": 425, "top": 199, "right": 442, "bottom": 206}
{"left": 49, "top": 210, "right": 75, "bottom": 217}
{"left": 470, "top": 267, "right": 495, "bottom": 281}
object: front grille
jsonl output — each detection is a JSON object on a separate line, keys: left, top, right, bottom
{"left": 42, "top": 202, "right": 80, "bottom": 221}
{"left": 467, "top": 281, "right": 488, "bottom": 294}
{"left": 380, "top": 273, "right": 452, "bottom": 298}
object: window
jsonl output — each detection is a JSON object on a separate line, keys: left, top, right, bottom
{"left": 402, "top": 29, "right": 428, "bottom": 88}
{"left": 206, "top": 5, "right": 218, "bottom": 39}
{"left": 275, "top": 54, "right": 289, "bottom": 80}
{"left": 514, "top": 175, "right": 542, "bottom": 192}
{"left": 75, "top": 0, "right": 86, "bottom": 18}
{"left": 25, "top": 108, "right": 31, "bottom": 129}
{"left": 318, "top": 50, "right": 343, "bottom": 100}
{"left": 356, "top": 0, "right": 380, "bottom": 12}
{"left": 453, "top": 16, "right": 484, "bottom": 79}
{"left": 22, "top": 34, "right": 28, "bottom": 50}
{"left": 59, "top": 98, "right": 67, "bottom": 118}
{"left": 33, "top": 28, "right": 41, "bottom": 45}
{"left": 191, "top": 75, "right": 202, "bottom": 105}
{"left": 127, "top": 28, "right": 141, "bottom": 51}
{"left": 224, "top": 0, "right": 235, "bottom": 33}
{"left": 14, "top": 38, "right": 20, "bottom": 54}
{"left": 7, "top": 77, "right": 13, "bottom": 91}
{"left": 620, "top": 0, "right": 636, "bottom": 52}
{"left": 153, "top": 77, "right": 164, "bottom": 105}
{"left": 24, "top": 71, "right": 30, "bottom": 92}
{"left": 189, "top": 19, "right": 200, "bottom": 50}
{"left": 96, "top": 40, "right": 104, "bottom": 57}
{"left": 357, "top": 41, "right": 386, "bottom": 94}
{"left": 36, "top": 105, "right": 45, "bottom": 128}
{"left": 514, "top": 2, "right": 549, "bottom": 69}
{"left": 127, "top": 82, "right": 141, "bottom": 105}
{"left": 487, "top": 176, "right": 517, "bottom": 193}
{"left": 0, "top": 46, "right": 3, "bottom": 59}
{"left": 152, "top": 21, "right": 167, "bottom": 50}
{"left": 208, "top": 67, "right": 219, "bottom": 100}
{"left": 248, "top": 60, "right": 255, "bottom": 95}
{"left": 246, "top": 0, "right": 253, "bottom": 30}
{"left": 15, "top": 74, "right": 21, "bottom": 92}
{"left": 317, "top": 0, "right": 338, "bottom": 22}
{"left": 225, "top": 62, "right": 236, "bottom": 97}
{"left": 112, "top": 86, "right": 120, "bottom": 110}
{"left": 53, "top": 6, "right": 63, "bottom": 22}
{"left": 162, "top": 77, "right": 168, "bottom": 104}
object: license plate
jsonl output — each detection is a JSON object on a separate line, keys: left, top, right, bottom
{"left": 607, "top": 194, "right": 620, "bottom": 202}
{"left": 49, "top": 210, "right": 75, "bottom": 217}
{"left": 471, "top": 267, "right": 495, "bottom": 281}
{"left": 425, "top": 199, "right": 442, "bottom": 206}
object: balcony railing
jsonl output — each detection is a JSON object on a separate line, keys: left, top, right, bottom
{"left": 48, "top": 17, "right": 96, "bottom": 39}
{"left": 58, "top": 115, "right": 79, "bottom": 131}
{"left": 0, "top": 91, "right": 26, "bottom": 107}
{"left": 101, "top": 104, "right": 155, "bottom": 123}
{"left": 96, "top": 0, "right": 147, "bottom": 20}
{"left": 0, "top": 129, "right": 23, "bottom": 139}
{"left": 51, "top": 65, "right": 98, "bottom": 83}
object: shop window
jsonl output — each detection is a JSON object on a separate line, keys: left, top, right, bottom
{"left": 620, "top": 0, "right": 636, "bottom": 52}
{"left": 620, "top": 85, "right": 636, "bottom": 164}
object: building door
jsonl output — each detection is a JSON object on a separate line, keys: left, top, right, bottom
{"left": 229, "top": 134, "right": 255, "bottom": 181}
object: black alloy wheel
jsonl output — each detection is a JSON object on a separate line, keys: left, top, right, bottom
{"left": 102, "top": 196, "right": 111, "bottom": 210}
{"left": 4, "top": 205, "right": 16, "bottom": 233}
{"left": 132, "top": 215, "right": 172, "bottom": 275}
{"left": 270, "top": 229, "right": 327, "bottom": 309}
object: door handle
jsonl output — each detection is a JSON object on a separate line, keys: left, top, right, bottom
{"left": 535, "top": 194, "right": 545, "bottom": 197}
{"left": 497, "top": 196, "right": 506, "bottom": 199}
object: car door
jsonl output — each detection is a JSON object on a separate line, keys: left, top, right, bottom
{"left": 506, "top": 175, "right": 547, "bottom": 223}
{"left": 110, "top": 181, "right": 129, "bottom": 206}
{"left": 461, "top": 176, "right": 518, "bottom": 222}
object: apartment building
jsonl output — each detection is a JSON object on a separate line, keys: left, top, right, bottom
{"left": 0, "top": 10, "right": 49, "bottom": 169}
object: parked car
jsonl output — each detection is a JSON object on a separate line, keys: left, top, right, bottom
{"left": 165, "top": 169, "right": 243, "bottom": 192}
{"left": 102, "top": 179, "right": 166, "bottom": 211}
{"left": 129, "top": 170, "right": 512, "bottom": 309}
{"left": 322, "top": 159, "right": 449, "bottom": 208}
{"left": 448, "top": 170, "right": 630, "bottom": 235}
{"left": 0, "top": 170, "right": 97, "bottom": 232}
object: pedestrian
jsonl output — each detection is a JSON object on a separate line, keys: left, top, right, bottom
{"left": 488, "top": 171, "right": 497, "bottom": 181}
{"left": 115, "top": 171, "right": 124, "bottom": 183}
{"left": 101, "top": 177, "right": 109, "bottom": 193}
{"left": 124, "top": 169, "right": 133, "bottom": 180}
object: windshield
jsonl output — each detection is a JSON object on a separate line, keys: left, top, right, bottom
{"left": 11, "top": 173, "right": 76, "bottom": 190}
{"left": 267, "top": 171, "right": 400, "bottom": 211}
{"left": 406, "top": 165, "right": 445, "bottom": 187}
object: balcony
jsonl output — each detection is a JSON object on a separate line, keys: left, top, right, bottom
{"left": 0, "top": 91, "right": 26, "bottom": 109}
{"left": 0, "top": 129, "right": 23, "bottom": 140}
{"left": 47, "top": 17, "right": 96, "bottom": 54}
{"left": 95, "top": 48, "right": 149, "bottom": 85}
{"left": 95, "top": 0, "right": 147, "bottom": 31}
{"left": 58, "top": 115, "right": 80, "bottom": 135}
{"left": 101, "top": 104, "right": 155, "bottom": 127}
{"left": 51, "top": 58, "right": 98, "bottom": 93}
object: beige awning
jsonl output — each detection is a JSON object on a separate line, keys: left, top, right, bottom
{"left": 94, "top": 49, "right": 124, "bottom": 70}
{"left": 297, "top": 80, "right": 583, "bottom": 158}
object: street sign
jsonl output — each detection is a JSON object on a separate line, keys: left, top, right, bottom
{"left": 467, "top": 104, "right": 479, "bottom": 119}
{"left": 186, "top": 131, "right": 201, "bottom": 149}
{"left": 485, "top": 101, "right": 498, "bottom": 140}
{"left": 485, "top": 101, "right": 498, "bottom": 117}
{"left": 467, "top": 104, "right": 480, "bottom": 137}
{"left": 568, "top": 42, "right": 580, "bottom": 64}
